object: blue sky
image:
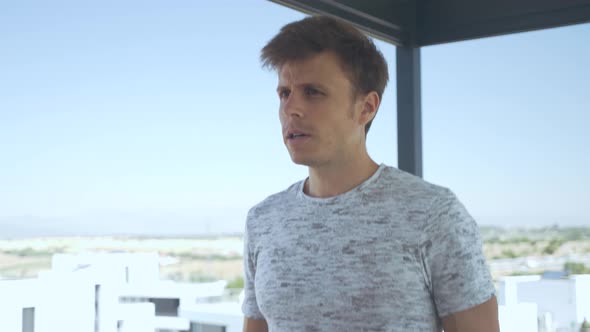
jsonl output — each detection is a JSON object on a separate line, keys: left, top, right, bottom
{"left": 0, "top": 0, "right": 588, "bottom": 235}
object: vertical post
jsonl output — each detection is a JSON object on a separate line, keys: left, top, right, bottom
{"left": 22, "top": 307, "right": 35, "bottom": 332}
{"left": 396, "top": 46, "right": 423, "bottom": 177}
{"left": 94, "top": 285, "right": 100, "bottom": 332}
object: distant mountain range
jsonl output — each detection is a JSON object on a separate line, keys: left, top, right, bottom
{"left": 0, "top": 214, "right": 245, "bottom": 239}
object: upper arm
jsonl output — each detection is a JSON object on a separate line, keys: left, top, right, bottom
{"left": 242, "top": 215, "right": 266, "bottom": 320}
{"left": 243, "top": 317, "right": 268, "bottom": 332}
{"left": 424, "top": 189, "right": 496, "bottom": 317}
{"left": 442, "top": 296, "right": 499, "bottom": 332}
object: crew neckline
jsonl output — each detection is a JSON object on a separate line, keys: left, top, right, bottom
{"left": 296, "top": 163, "right": 387, "bottom": 203}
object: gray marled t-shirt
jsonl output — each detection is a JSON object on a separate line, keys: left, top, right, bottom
{"left": 242, "top": 164, "right": 495, "bottom": 331}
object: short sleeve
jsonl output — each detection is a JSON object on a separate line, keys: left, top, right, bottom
{"left": 422, "top": 189, "right": 496, "bottom": 318}
{"left": 241, "top": 216, "right": 265, "bottom": 320}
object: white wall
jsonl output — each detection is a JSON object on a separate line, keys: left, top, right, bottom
{"left": 36, "top": 275, "right": 96, "bottom": 332}
{"left": 180, "top": 302, "right": 244, "bottom": 332}
{"left": 499, "top": 303, "right": 538, "bottom": 332}
{"left": 0, "top": 279, "right": 40, "bottom": 332}
{"left": 497, "top": 275, "right": 541, "bottom": 306}
{"left": 574, "top": 275, "right": 590, "bottom": 325}
{"left": 0, "top": 253, "right": 230, "bottom": 332}
{"left": 519, "top": 279, "right": 578, "bottom": 330}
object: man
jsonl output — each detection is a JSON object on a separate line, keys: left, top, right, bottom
{"left": 242, "top": 15, "right": 499, "bottom": 332}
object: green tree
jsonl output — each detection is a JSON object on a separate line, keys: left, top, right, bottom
{"left": 564, "top": 262, "right": 590, "bottom": 274}
{"left": 543, "top": 239, "right": 564, "bottom": 255}
{"left": 226, "top": 276, "right": 244, "bottom": 289}
{"left": 500, "top": 249, "right": 517, "bottom": 259}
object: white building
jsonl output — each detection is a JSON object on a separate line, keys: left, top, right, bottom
{"left": 0, "top": 252, "right": 238, "bottom": 332}
{"left": 496, "top": 275, "right": 542, "bottom": 332}
{"left": 19, "top": 253, "right": 587, "bottom": 332}
{"left": 180, "top": 302, "right": 243, "bottom": 332}
{"left": 497, "top": 274, "right": 590, "bottom": 332}
{"left": 0, "top": 279, "right": 38, "bottom": 332}
{"left": 498, "top": 303, "right": 539, "bottom": 332}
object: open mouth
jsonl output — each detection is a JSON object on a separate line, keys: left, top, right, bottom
{"left": 287, "top": 133, "right": 308, "bottom": 139}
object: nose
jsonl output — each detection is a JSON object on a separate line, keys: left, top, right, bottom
{"left": 281, "top": 92, "right": 304, "bottom": 118}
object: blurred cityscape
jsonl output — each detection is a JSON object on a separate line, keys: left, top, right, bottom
{"left": 0, "top": 225, "right": 589, "bottom": 331}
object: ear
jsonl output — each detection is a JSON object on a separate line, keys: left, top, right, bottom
{"left": 357, "top": 91, "right": 380, "bottom": 126}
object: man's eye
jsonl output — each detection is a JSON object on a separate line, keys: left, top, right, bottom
{"left": 279, "top": 90, "right": 290, "bottom": 99}
{"left": 304, "top": 87, "right": 320, "bottom": 96}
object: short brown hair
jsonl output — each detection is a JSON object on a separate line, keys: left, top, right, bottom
{"left": 261, "top": 15, "right": 389, "bottom": 135}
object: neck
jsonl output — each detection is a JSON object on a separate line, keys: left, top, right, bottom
{"left": 304, "top": 151, "right": 379, "bottom": 198}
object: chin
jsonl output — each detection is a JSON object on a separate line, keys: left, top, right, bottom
{"left": 289, "top": 153, "right": 314, "bottom": 166}
{"left": 290, "top": 156, "right": 312, "bottom": 166}
{"left": 290, "top": 154, "right": 327, "bottom": 168}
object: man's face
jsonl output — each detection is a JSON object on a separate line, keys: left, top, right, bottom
{"left": 277, "top": 52, "right": 366, "bottom": 167}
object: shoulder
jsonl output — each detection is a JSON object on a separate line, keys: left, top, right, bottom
{"left": 398, "top": 173, "right": 478, "bottom": 245}
{"left": 377, "top": 166, "right": 470, "bottom": 238}
{"left": 378, "top": 165, "right": 452, "bottom": 206}
{"left": 246, "top": 180, "right": 302, "bottom": 228}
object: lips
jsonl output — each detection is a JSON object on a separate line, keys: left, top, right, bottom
{"left": 285, "top": 128, "right": 311, "bottom": 140}
{"left": 287, "top": 132, "right": 308, "bottom": 139}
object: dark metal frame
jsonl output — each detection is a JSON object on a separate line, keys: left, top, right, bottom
{"left": 270, "top": 0, "right": 590, "bottom": 177}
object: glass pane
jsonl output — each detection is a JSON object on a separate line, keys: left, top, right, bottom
{"left": 423, "top": 23, "right": 590, "bottom": 331}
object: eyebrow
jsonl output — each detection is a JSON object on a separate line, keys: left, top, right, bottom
{"left": 276, "top": 82, "right": 330, "bottom": 92}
